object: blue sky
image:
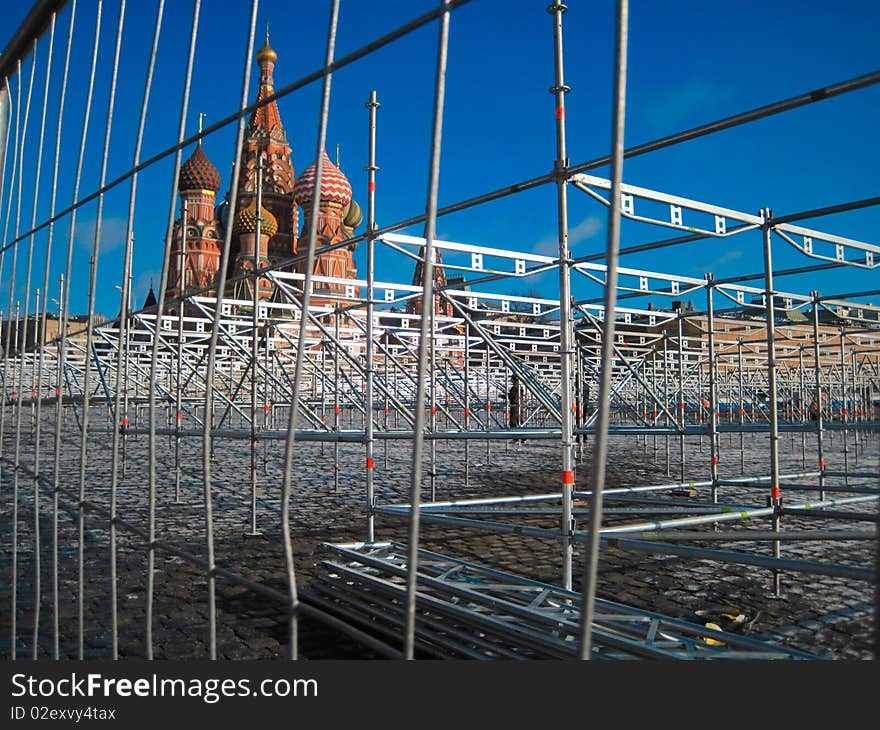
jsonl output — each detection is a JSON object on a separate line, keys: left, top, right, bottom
{"left": 1, "top": 0, "right": 877, "bottom": 318}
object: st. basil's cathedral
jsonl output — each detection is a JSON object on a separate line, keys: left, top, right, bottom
{"left": 165, "top": 36, "right": 364, "bottom": 306}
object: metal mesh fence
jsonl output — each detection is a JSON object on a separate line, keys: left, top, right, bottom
{"left": 0, "top": 0, "right": 878, "bottom": 660}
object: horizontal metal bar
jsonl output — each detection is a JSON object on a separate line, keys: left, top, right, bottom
{"left": 605, "top": 537, "right": 873, "bottom": 581}
{"left": 616, "top": 529, "right": 876, "bottom": 542}
{"left": 0, "top": 0, "right": 69, "bottom": 80}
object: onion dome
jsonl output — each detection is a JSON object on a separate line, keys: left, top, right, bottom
{"left": 343, "top": 199, "right": 363, "bottom": 230}
{"left": 293, "top": 149, "right": 352, "bottom": 209}
{"left": 256, "top": 40, "right": 277, "bottom": 65}
{"left": 237, "top": 199, "right": 278, "bottom": 237}
{"left": 178, "top": 144, "right": 221, "bottom": 192}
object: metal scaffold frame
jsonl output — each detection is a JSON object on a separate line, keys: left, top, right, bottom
{"left": 0, "top": 0, "right": 877, "bottom": 661}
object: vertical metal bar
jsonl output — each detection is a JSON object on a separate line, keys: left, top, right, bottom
{"left": 799, "top": 345, "right": 806, "bottom": 467}
{"left": 120, "top": 263, "right": 130, "bottom": 479}
{"left": 578, "top": 0, "right": 628, "bottom": 659}
{"left": 0, "top": 83, "right": 10, "bottom": 227}
{"left": 383, "top": 346, "right": 389, "bottom": 469}
{"left": 403, "top": 0, "right": 451, "bottom": 660}
{"left": 706, "top": 276, "right": 719, "bottom": 506}
{"left": 51, "top": 273, "right": 63, "bottom": 659}
{"left": 463, "top": 326, "right": 470, "bottom": 485}
{"left": 0, "top": 71, "right": 22, "bottom": 463}
{"left": 663, "top": 332, "right": 670, "bottom": 475}
{"left": 76, "top": 0, "right": 125, "bottom": 659}
{"left": 839, "top": 325, "right": 849, "bottom": 483}
{"left": 547, "top": 0, "right": 575, "bottom": 591}
{"left": 576, "top": 337, "right": 585, "bottom": 461}
{"left": 364, "top": 90, "right": 379, "bottom": 542}
{"left": 148, "top": 0, "right": 202, "bottom": 659}
{"left": 429, "top": 301, "right": 437, "bottom": 501}
{"left": 761, "top": 213, "right": 782, "bottom": 596}
{"left": 737, "top": 337, "right": 744, "bottom": 473}
{"left": 0, "top": 73, "right": 14, "bottom": 634}
{"left": 199, "top": 0, "right": 257, "bottom": 659}
{"left": 175, "top": 199, "right": 187, "bottom": 503}
{"left": 484, "top": 344, "right": 491, "bottom": 464}
{"left": 249, "top": 154, "right": 262, "bottom": 535}
{"left": 334, "top": 306, "right": 340, "bottom": 493}
{"left": 697, "top": 344, "right": 704, "bottom": 452}
{"left": 676, "top": 312, "right": 686, "bottom": 482}
{"left": 320, "top": 340, "right": 327, "bottom": 455}
{"left": 31, "top": 288, "right": 38, "bottom": 425}
{"left": 808, "top": 296, "right": 825, "bottom": 501}
{"left": 5, "top": 47, "right": 36, "bottom": 661}
{"left": 263, "top": 322, "right": 270, "bottom": 474}
{"left": 279, "top": 0, "right": 340, "bottom": 660}
{"left": 107, "top": 0, "right": 164, "bottom": 660}
{"left": 851, "top": 349, "right": 859, "bottom": 464}
{"left": 20, "top": 11, "right": 56, "bottom": 661}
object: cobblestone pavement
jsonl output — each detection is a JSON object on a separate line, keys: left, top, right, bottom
{"left": 0, "top": 405, "right": 877, "bottom": 659}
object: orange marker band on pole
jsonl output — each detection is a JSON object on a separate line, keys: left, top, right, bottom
{"left": 366, "top": 457, "right": 374, "bottom": 469}
{"left": 562, "top": 470, "right": 574, "bottom": 485}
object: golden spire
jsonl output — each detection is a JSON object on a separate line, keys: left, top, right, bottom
{"left": 256, "top": 24, "right": 277, "bottom": 65}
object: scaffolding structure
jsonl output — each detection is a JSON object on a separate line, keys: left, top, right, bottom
{"left": 0, "top": 0, "right": 878, "bottom": 661}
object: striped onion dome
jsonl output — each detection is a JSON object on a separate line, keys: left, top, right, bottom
{"left": 178, "top": 143, "right": 221, "bottom": 192}
{"left": 236, "top": 199, "right": 278, "bottom": 237}
{"left": 293, "top": 149, "right": 352, "bottom": 209}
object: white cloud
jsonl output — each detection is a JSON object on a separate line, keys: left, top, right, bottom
{"left": 74, "top": 216, "right": 129, "bottom": 253}
{"left": 692, "top": 248, "right": 743, "bottom": 276}
{"left": 533, "top": 215, "right": 602, "bottom": 255}
{"left": 641, "top": 80, "right": 730, "bottom": 135}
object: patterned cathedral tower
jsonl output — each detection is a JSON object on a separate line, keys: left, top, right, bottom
{"left": 232, "top": 199, "right": 277, "bottom": 301}
{"left": 293, "top": 149, "right": 362, "bottom": 301}
{"left": 407, "top": 247, "right": 453, "bottom": 318}
{"left": 168, "top": 142, "right": 223, "bottom": 299}
{"left": 231, "top": 33, "right": 297, "bottom": 270}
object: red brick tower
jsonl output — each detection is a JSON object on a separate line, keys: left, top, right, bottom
{"left": 407, "top": 247, "right": 453, "bottom": 317}
{"left": 231, "top": 34, "right": 297, "bottom": 269}
{"left": 168, "top": 142, "right": 223, "bottom": 298}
